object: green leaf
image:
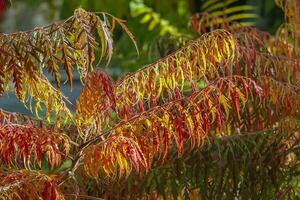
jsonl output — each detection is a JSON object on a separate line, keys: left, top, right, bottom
{"left": 57, "top": 159, "right": 73, "bottom": 172}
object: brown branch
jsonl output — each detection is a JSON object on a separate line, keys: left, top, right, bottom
{"left": 0, "top": 181, "right": 22, "bottom": 193}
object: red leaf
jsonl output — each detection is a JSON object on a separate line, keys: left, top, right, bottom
{"left": 35, "top": 144, "right": 42, "bottom": 168}
{"left": 162, "top": 128, "right": 169, "bottom": 162}
{"left": 216, "top": 105, "right": 223, "bottom": 128}
{"left": 241, "top": 79, "right": 249, "bottom": 99}
{"left": 137, "top": 99, "right": 144, "bottom": 113}
{"left": 230, "top": 89, "right": 240, "bottom": 119}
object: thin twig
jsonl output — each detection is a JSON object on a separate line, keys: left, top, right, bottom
{"left": 64, "top": 194, "right": 105, "bottom": 200}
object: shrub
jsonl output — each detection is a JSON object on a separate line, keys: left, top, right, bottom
{"left": 0, "top": 0, "right": 299, "bottom": 199}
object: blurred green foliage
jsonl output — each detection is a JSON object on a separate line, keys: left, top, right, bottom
{"left": 4, "top": 0, "right": 284, "bottom": 73}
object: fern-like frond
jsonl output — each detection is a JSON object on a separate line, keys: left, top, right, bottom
{"left": 0, "top": 170, "right": 64, "bottom": 200}
{"left": 130, "top": 0, "right": 181, "bottom": 36}
{"left": 0, "top": 123, "right": 70, "bottom": 169}
{"left": 200, "top": 0, "right": 258, "bottom": 26}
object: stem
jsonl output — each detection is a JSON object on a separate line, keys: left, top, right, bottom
{"left": 64, "top": 194, "right": 105, "bottom": 200}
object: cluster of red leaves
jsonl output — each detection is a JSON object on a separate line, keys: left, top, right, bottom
{"left": 84, "top": 135, "right": 147, "bottom": 179}
{"left": 76, "top": 70, "right": 116, "bottom": 135}
{"left": 83, "top": 76, "right": 262, "bottom": 178}
{"left": 0, "top": 123, "right": 70, "bottom": 169}
{"left": 0, "top": 170, "right": 64, "bottom": 200}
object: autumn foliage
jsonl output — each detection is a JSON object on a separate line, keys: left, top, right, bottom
{"left": 0, "top": 0, "right": 300, "bottom": 199}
